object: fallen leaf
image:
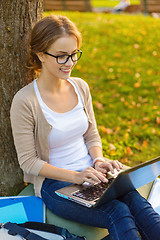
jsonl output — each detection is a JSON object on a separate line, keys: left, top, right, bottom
{"left": 134, "top": 82, "right": 141, "bottom": 88}
{"left": 152, "top": 128, "right": 156, "bottom": 134}
{"left": 110, "top": 150, "right": 116, "bottom": 155}
{"left": 135, "top": 73, "right": 140, "bottom": 78}
{"left": 137, "top": 103, "right": 141, "bottom": 108}
{"left": 109, "top": 68, "right": 114, "bottom": 72}
{"left": 100, "top": 126, "right": 113, "bottom": 135}
{"left": 142, "top": 124, "right": 148, "bottom": 129}
{"left": 126, "top": 128, "right": 131, "bottom": 132}
{"left": 156, "top": 116, "right": 160, "bottom": 124}
{"left": 124, "top": 132, "right": 129, "bottom": 140}
{"left": 94, "top": 101, "right": 104, "bottom": 110}
{"left": 109, "top": 144, "right": 116, "bottom": 151}
{"left": 134, "top": 44, "right": 139, "bottom": 49}
{"left": 152, "top": 51, "right": 157, "bottom": 56}
{"left": 114, "top": 126, "right": 120, "bottom": 133}
{"left": 124, "top": 101, "right": 129, "bottom": 106}
{"left": 143, "top": 117, "right": 150, "bottom": 122}
{"left": 120, "top": 97, "right": 125, "bottom": 102}
{"left": 156, "top": 88, "right": 160, "bottom": 93}
{"left": 126, "top": 146, "right": 134, "bottom": 155}
{"left": 142, "top": 140, "right": 148, "bottom": 148}
{"left": 121, "top": 157, "right": 129, "bottom": 164}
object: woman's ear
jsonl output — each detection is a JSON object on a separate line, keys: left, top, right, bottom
{"left": 36, "top": 52, "right": 45, "bottom": 63}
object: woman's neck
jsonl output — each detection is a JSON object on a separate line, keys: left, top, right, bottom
{"left": 37, "top": 71, "right": 64, "bottom": 94}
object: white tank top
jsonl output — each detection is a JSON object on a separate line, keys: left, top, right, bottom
{"left": 34, "top": 79, "right": 92, "bottom": 171}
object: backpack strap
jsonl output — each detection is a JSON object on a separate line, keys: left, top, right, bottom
{"left": 2, "top": 222, "right": 50, "bottom": 240}
{"left": 2, "top": 222, "right": 86, "bottom": 240}
{"left": 19, "top": 221, "right": 56, "bottom": 234}
{"left": 19, "top": 221, "right": 86, "bottom": 239}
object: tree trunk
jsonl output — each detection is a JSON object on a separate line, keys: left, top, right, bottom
{"left": 0, "top": 0, "right": 43, "bottom": 196}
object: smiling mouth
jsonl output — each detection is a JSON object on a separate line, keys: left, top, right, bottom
{"left": 60, "top": 69, "right": 71, "bottom": 73}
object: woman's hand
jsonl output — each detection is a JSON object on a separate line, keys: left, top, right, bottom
{"left": 74, "top": 167, "right": 108, "bottom": 185}
{"left": 94, "top": 159, "right": 123, "bottom": 174}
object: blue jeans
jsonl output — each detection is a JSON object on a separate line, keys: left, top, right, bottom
{"left": 41, "top": 178, "right": 160, "bottom": 240}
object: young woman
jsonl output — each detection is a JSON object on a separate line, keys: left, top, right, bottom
{"left": 10, "top": 15, "right": 160, "bottom": 240}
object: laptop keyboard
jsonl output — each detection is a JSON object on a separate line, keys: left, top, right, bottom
{"left": 72, "top": 178, "right": 114, "bottom": 201}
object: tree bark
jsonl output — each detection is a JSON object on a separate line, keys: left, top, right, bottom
{"left": 0, "top": 0, "right": 43, "bottom": 196}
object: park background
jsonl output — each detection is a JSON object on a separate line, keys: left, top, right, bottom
{"left": 43, "top": 1, "right": 160, "bottom": 166}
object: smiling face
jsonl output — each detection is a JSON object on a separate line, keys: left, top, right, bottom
{"left": 39, "top": 35, "right": 78, "bottom": 81}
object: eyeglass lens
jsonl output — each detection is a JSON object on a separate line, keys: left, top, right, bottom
{"left": 57, "top": 51, "right": 81, "bottom": 64}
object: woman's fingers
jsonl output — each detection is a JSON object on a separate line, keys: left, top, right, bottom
{"left": 87, "top": 171, "right": 108, "bottom": 184}
{"left": 81, "top": 167, "right": 108, "bottom": 184}
{"left": 98, "top": 162, "right": 114, "bottom": 173}
{"left": 76, "top": 161, "right": 123, "bottom": 185}
{"left": 112, "top": 160, "right": 123, "bottom": 171}
{"left": 96, "top": 160, "right": 123, "bottom": 174}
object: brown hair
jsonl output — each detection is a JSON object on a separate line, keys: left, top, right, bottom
{"left": 27, "top": 15, "right": 82, "bottom": 73}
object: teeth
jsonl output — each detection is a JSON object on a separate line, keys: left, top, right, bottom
{"left": 61, "top": 69, "right": 71, "bottom": 72}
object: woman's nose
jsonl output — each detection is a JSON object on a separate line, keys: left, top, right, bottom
{"left": 65, "top": 56, "right": 74, "bottom": 67}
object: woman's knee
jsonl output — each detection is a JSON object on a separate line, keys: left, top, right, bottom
{"left": 105, "top": 199, "right": 133, "bottom": 219}
{"left": 121, "top": 190, "right": 151, "bottom": 213}
{"left": 104, "top": 200, "right": 139, "bottom": 238}
{"left": 121, "top": 190, "right": 144, "bottom": 203}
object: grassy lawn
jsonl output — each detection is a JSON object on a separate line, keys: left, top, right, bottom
{"left": 91, "top": 0, "right": 140, "bottom": 8}
{"left": 44, "top": 11, "right": 160, "bottom": 167}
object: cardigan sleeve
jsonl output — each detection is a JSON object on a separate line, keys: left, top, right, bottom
{"left": 82, "top": 81, "right": 102, "bottom": 150}
{"left": 10, "top": 92, "right": 46, "bottom": 176}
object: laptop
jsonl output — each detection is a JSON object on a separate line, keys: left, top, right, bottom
{"left": 55, "top": 156, "right": 160, "bottom": 208}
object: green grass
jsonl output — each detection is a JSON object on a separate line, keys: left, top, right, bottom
{"left": 91, "top": 0, "right": 140, "bottom": 8}
{"left": 44, "top": 11, "right": 160, "bottom": 167}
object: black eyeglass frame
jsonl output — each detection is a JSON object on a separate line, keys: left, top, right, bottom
{"left": 44, "top": 50, "right": 82, "bottom": 64}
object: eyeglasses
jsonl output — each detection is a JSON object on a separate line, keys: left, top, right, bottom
{"left": 44, "top": 50, "right": 82, "bottom": 64}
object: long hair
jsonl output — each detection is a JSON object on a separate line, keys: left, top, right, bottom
{"left": 27, "top": 15, "right": 82, "bottom": 73}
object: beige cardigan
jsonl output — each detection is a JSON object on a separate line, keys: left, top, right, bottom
{"left": 10, "top": 77, "right": 102, "bottom": 197}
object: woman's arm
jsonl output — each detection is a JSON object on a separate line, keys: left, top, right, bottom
{"left": 39, "top": 163, "right": 78, "bottom": 182}
{"left": 10, "top": 92, "right": 46, "bottom": 176}
{"left": 39, "top": 162, "right": 107, "bottom": 185}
